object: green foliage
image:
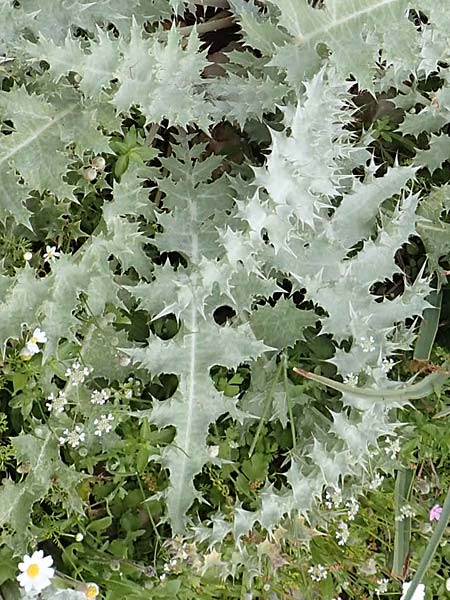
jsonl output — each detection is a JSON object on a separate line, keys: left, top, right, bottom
{"left": 0, "top": 1, "right": 450, "bottom": 599}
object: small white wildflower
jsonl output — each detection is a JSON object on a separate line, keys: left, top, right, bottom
{"left": 90, "top": 388, "right": 110, "bottom": 405}
{"left": 346, "top": 496, "right": 359, "bottom": 521}
{"left": 75, "top": 533, "right": 84, "bottom": 542}
{"left": 23, "top": 251, "right": 33, "bottom": 261}
{"left": 118, "top": 353, "right": 131, "bottom": 366}
{"left": 65, "top": 361, "right": 92, "bottom": 385}
{"left": 229, "top": 440, "right": 239, "bottom": 448}
{"left": 91, "top": 156, "right": 106, "bottom": 171}
{"left": 94, "top": 413, "right": 115, "bottom": 436}
{"left": 335, "top": 521, "right": 349, "bottom": 546}
{"left": 395, "top": 504, "right": 416, "bottom": 522}
{"left": 380, "top": 357, "right": 394, "bottom": 374}
{"left": 124, "top": 389, "right": 133, "bottom": 399}
{"left": 446, "top": 578, "right": 450, "bottom": 592}
{"left": 20, "top": 342, "right": 38, "bottom": 360}
{"left": 17, "top": 550, "right": 54, "bottom": 593}
{"left": 43, "top": 245, "right": 61, "bottom": 263}
{"left": 84, "top": 582, "right": 100, "bottom": 598}
{"left": 263, "top": 583, "right": 270, "bottom": 592}
{"left": 343, "top": 372, "right": 358, "bottom": 385}
{"left": 325, "top": 486, "right": 342, "bottom": 509}
{"left": 208, "top": 445, "right": 219, "bottom": 458}
{"left": 360, "top": 558, "right": 377, "bottom": 576}
{"left": 83, "top": 166, "right": 97, "bottom": 182}
{"left": 160, "top": 573, "right": 167, "bottom": 583}
{"left": 385, "top": 436, "right": 401, "bottom": 459}
{"left": 170, "top": 558, "right": 177, "bottom": 567}
{"left": 400, "top": 582, "right": 425, "bottom": 600}
{"left": 308, "top": 564, "right": 327, "bottom": 582}
{"left": 368, "top": 472, "right": 385, "bottom": 490}
{"left": 30, "top": 328, "right": 47, "bottom": 344}
{"left": 375, "top": 577, "right": 389, "bottom": 595}
{"left": 46, "top": 391, "right": 68, "bottom": 414}
{"left": 59, "top": 425, "right": 85, "bottom": 448}
{"left": 359, "top": 335, "right": 376, "bottom": 353}
{"left": 163, "top": 562, "right": 170, "bottom": 573}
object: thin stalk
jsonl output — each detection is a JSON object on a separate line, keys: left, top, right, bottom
{"left": 283, "top": 354, "right": 296, "bottom": 448}
{"left": 401, "top": 486, "right": 450, "bottom": 600}
{"left": 249, "top": 360, "right": 283, "bottom": 457}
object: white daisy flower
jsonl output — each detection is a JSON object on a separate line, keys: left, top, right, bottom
{"left": 43, "top": 245, "right": 61, "bottom": 263}
{"left": 84, "top": 582, "right": 100, "bottom": 598}
{"left": 30, "top": 328, "right": 47, "bottom": 344}
{"left": 20, "top": 342, "right": 38, "bottom": 360}
{"left": 207, "top": 445, "right": 219, "bottom": 458}
{"left": 17, "top": 550, "right": 54, "bottom": 592}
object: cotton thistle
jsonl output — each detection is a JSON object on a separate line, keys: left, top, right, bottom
{"left": 17, "top": 550, "right": 54, "bottom": 592}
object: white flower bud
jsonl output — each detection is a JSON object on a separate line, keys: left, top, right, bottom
{"left": 91, "top": 156, "right": 106, "bottom": 171}
{"left": 83, "top": 166, "right": 97, "bottom": 181}
{"left": 75, "top": 533, "right": 84, "bottom": 542}
{"left": 23, "top": 251, "right": 32, "bottom": 261}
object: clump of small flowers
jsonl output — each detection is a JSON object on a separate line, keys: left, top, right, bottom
{"left": 385, "top": 436, "right": 401, "bottom": 459}
{"left": 395, "top": 504, "right": 416, "bottom": 522}
{"left": 343, "top": 372, "right": 358, "bottom": 385}
{"left": 325, "top": 486, "right": 342, "bottom": 509}
{"left": 308, "top": 564, "right": 328, "bottom": 582}
{"left": 20, "top": 327, "right": 47, "bottom": 360}
{"left": 380, "top": 357, "right": 395, "bottom": 374}
{"left": 368, "top": 472, "right": 385, "bottom": 490}
{"left": 335, "top": 520, "right": 349, "bottom": 546}
{"left": 65, "top": 360, "right": 92, "bottom": 385}
{"left": 429, "top": 503, "right": 442, "bottom": 522}
{"left": 90, "top": 388, "right": 110, "bottom": 405}
{"left": 59, "top": 424, "right": 86, "bottom": 448}
{"left": 359, "top": 335, "right": 376, "bottom": 353}
{"left": 17, "top": 550, "right": 54, "bottom": 592}
{"left": 46, "top": 390, "right": 68, "bottom": 414}
{"left": 346, "top": 496, "right": 359, "bottom": 520}
{"left": 94, "top": 413, "right": 115, "bottom": 436}
{"left": 375, "top": 577, "right": 389, "bottom": 595}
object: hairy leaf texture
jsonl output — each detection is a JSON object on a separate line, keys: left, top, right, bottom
{"left": 26, "top": 22, "right": 212, "bottom": 128}
{"left": 197, "top": 66, "right": 433, "bottom": 545}
{"left": 125, "top": 135, "right": 274, "bottom": 532}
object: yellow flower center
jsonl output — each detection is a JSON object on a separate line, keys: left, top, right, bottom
{"left": 26, "top": 564, "right": 40, "bottom": 578}
{"left": 85, "top": 584, "right": 98, "bottom": 598}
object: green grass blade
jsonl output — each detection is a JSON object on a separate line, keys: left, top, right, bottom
{"left": 413, "top": 290, "right": 442, "bottom": 361}
{"left": 392, "top": 468, "right": 415, "bottom": 578}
